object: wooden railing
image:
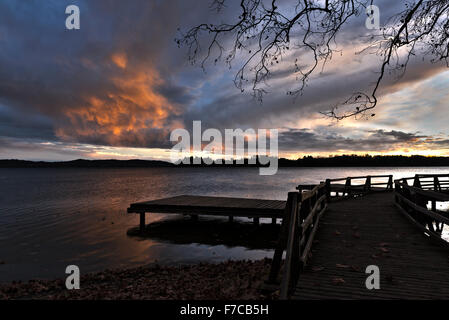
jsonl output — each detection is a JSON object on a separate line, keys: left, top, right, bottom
{"left": 267, "top": 183, "right": 328, "bottom": 299}
{"left": 400, "top": 174, "right": 449, "bottom": 191}
{"left": 267, "top": 174, "right": 393, "bottom": 299}
{"left": 394, "top": 174, "right": 449, "bottom": 245}
{"left": 297, "top": 175, "right": 393, "bottom": 198}
{"left": 267, "top": 173, "right": 449, "bottom": 299}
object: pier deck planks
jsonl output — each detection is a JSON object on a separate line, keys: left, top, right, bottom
{"left": 293, "top": 192, "right": 449, "bottom": 299}
{"left": 128, "top": 195, "right": 286, "bottom": 218}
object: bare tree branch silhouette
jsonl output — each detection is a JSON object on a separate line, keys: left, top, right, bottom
{"left": 176, "top": 0, "right": 449, "bottom": 120}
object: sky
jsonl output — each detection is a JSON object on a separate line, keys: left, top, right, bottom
{"left": 0, "top": 0, "right": 449, "bottom": 161}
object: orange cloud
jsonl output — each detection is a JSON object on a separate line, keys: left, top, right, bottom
{"left": 111, "top": 52, "right": 128, "bottom": 69}
{"left": 56, "top": 54, "right": 183, "bottom": 147}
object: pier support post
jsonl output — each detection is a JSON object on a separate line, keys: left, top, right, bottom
{"left": 272, "top": 217, "right": 276, "bottom": 225}
{"left": 253, "top": 217, "right": 260, "bottom": 226}
{"left": 139, "top": 212, "right": 145, "bottom": 233}
{"left": 229, "top": 216, "right": 234, "bottom": 223}
{"left": 191, "top": 214, "right": 198, "bottom": 222}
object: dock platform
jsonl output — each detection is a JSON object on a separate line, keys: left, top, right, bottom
{"left": 128, "top": 195, "right": 286, "bottom": 231}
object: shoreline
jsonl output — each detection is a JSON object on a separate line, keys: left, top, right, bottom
{"left": 0, "top": 259, "right": 276, "bottom": 300}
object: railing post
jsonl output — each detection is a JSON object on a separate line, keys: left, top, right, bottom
{"left": 413, "top": 175, "right": 421, "bottom": 188}
{"left": 325, "top": 179, "right": 331, "bottom": 201}
{"left": 388, "top": 175, "right": 393, "bottom": 190}
{"left": 394, "top": 181, "right": 399, "bottom": 203}
{"left": 344, "top": 177, "right": 351, "bottom": 196}
{"left": 267, "top": 192, "right": 295, "bottom": 284}
{"left": 434, "top": 176, "right": 441, "bottom": 192}
{"left": 291, "top": 192, "right": 303, "bottom": 294}
{"left": 279, "top": 192, "right": 299, "bottom": 299}
{"left": 432, "top": 177, "right": 438, "bottom": 212}
{"left": 364, "top": 176, "right": 371, "bottom": 192}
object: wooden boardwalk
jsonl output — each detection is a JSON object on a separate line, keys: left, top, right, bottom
{"left": 127, "top": 174, "right": 449, "bottom": 299}
{"left": 293, "top": 192, "right": 449, "bottom": 299}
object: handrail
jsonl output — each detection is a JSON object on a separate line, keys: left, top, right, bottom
{"left": 268, "top": 182, "right": 329, "bottom": 299}
{"left": 271, "top": 174, "right": 392, "bottom": 298}
{"left": 297, "top": 175, "right": 393, "bottom": 199}
{"left": 328, "top": 174, "right": 392, "bottom": 182}
{"left": 415, "top": 174, "right": 449, "bottom": 177}
{"left": 396, "top": 174, "right": 449, "bottom": 182}
{"left": 395, "top": 174, "right": 449, "bottom": 195}
{"left": 394, "top": 174, "right": 449, "bottom": 245}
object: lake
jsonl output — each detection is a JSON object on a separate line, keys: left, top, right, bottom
{"left": 1, "top": 166, "right": 448, "bottom": 282}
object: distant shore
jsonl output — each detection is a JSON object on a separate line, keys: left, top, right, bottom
{"left": 0, "top": 259, "right": 275, "bottom": 300}
{"left": 3, "top": 155, "right": 449, "bottom": 168}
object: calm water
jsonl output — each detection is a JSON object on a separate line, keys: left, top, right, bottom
{"left": 1, "top": 167, "right": 448, "bottom": 282}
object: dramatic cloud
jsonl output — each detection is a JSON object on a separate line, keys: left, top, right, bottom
{"left": 278, "top": 128, "right": 449, "bottom": 157}
{"left": 0, "top": 0, "right": 448, "bottom": 160}
{"left": 55, "top": 62, "right": 184, "bottom": 148}
{"left": 0, "top": 0, "right": 199, "bottom": 149}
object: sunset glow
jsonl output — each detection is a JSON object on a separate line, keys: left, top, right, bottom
{"left": 0, "top": 0, "right": 448, "bottom": 161}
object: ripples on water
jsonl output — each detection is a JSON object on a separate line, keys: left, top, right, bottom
{"left": 0, "top": 167, "right": 448, "bottom": 282}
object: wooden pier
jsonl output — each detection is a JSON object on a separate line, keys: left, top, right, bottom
{"left": 128, "top": 195, "right": 286, "bottom": 232}
{"left": 128, "top": 174, "right": 449, "bottom": 299}
{"left": 268, "top": 174, "right": 449, "bottom": 299}
{"left": 293, "top": 192, "right": 449, "bottom": 299}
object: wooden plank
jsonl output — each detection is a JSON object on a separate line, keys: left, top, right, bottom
{"left": 127, "top": 195, "right": 286, "bottom": 218}
{"left": 293, "top": 192, "right": 449, "bottom": 300}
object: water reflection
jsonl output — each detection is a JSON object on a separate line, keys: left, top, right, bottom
{"left": 127, "top": 216, "right": 280, "bottom": 250}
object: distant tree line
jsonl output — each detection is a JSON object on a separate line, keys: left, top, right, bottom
{"left": 0, "top": 159, "right": 173, "bottom": 168}
{"left": 2, "top": 155, "right": 449, "bottom": 168}
{"left": 278, "top": 155, "right": 449, "bottom": 167}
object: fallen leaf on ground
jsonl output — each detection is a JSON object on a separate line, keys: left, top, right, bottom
{"left": 332, "top": 278, "right": 345, "bottom": 285}
{"left": 351, "top": 265, "right": 361, "bottom": 272}
{"left": 312, "top": 267, "right": 324, "bottom": 272}
{"left": 336, "top": 264, "right": 350, "bottom": 269}
{"left": 334, "top": 230, "right": 341, "bottom": 235}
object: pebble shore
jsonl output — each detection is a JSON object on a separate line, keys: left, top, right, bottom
{"left": 0, "top": 259, "right": 277, "bottom": 300}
